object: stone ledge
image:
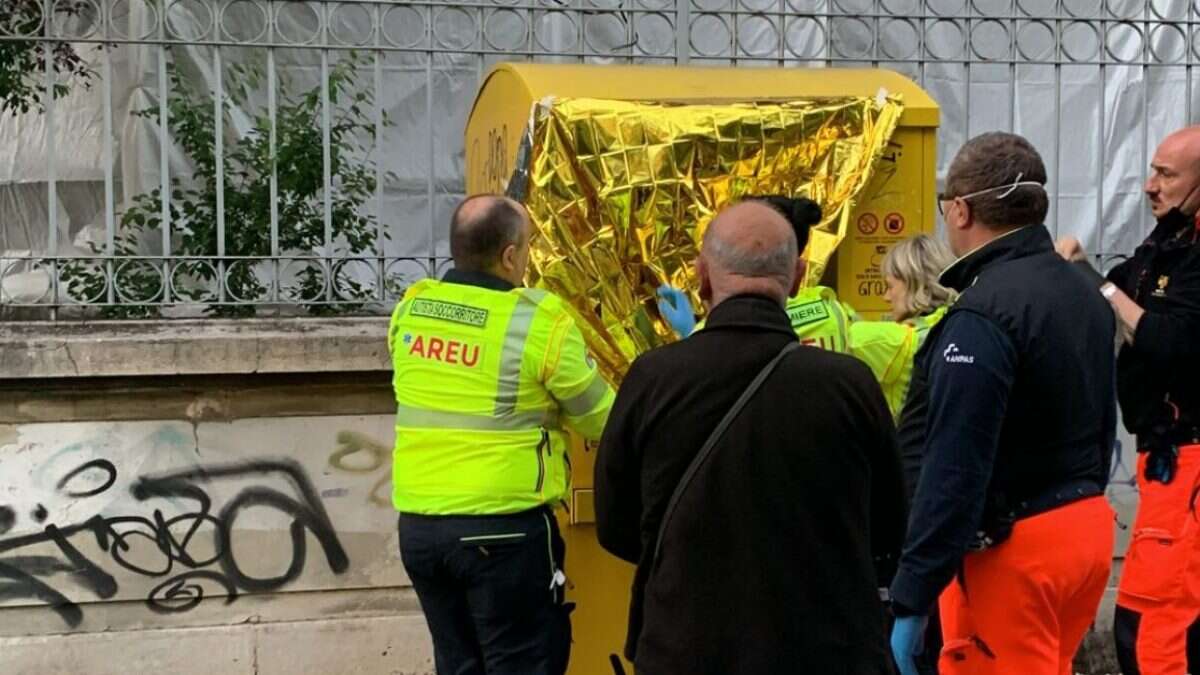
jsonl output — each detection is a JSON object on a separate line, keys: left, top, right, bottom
{"left": 0, "top": 318, "right": 391, "bottom": 380}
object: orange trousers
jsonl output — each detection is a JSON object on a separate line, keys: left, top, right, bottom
{"left": 937, "top": 495, "right": 1114, "bottom": 675}
{"left": 1115, "top": 447, "right": 1200, "bottom": 675}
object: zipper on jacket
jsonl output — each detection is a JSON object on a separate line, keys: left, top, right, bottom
{"left": 535, "top": 429, "right": 549, "bottom": 493}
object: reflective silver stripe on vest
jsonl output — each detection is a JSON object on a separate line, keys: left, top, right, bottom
{"left": 395, "top": 404, "right": 559, "bottom": 431}
{"left": 559, "top": 373, "right": 609, "bottom": 417}
{"left": 493, "top": 289, "right": 547, "bottom": 416}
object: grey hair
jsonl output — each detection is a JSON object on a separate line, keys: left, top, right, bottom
{"left": 701, "top": 224, "right": 798, "bottom": 283}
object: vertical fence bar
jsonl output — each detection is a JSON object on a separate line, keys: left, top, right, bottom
{"left": 824, "top": 0, "right": 832, "bottom": 67}
{"left": 1052, "top": 12, "right": 1062, "bottom": 238}
{"left": 214, "top": 45, "right": 226, "bottom": 303}
{"left": 871, "top": 0, "right": 879, "bottom": 68}
{"left": 918, "top": 0, "right": 927, "bottom": 89}
{"left": 103, "top": 29, "right": 116, "bottom": 304}
{"left": 427, "top": 55, "right": 436, "bottom": 274}
{"left": 1008, "top": 0, "right": 1016, "bottom": 133}
{"left": 1140, "top": 12, "right": 1149, "bottom": 239}
{"left": 159, "top": 6, "right": 171, "bottom": 304}
{"left": 268, "top": 32, "right": 279, "bottom": 302}
{"left": 963, "top": 3, "right": 972, "bottom": 141}
{"left": 776, "top": 0, "right": 785, "bottom": 66}
{"left": 730, "top": 0, "right": 738, "bottom": 67}
{"left": 1097, "top": 25, "right": 1107, "bottom": 260}
{"left": 675, "top": 0, "right": 690, "bottom": 64}
{"left": 374, "top": 4, "right": 386, "bottom": 301}
{"left": 1188, "top": 0, "right": 1195, "bottom": 127}
{"left": 44, "top": 0, "right": 59, "bottom": 313}
{"left": 322, "top": 46, "right": 333, "bottom": 302}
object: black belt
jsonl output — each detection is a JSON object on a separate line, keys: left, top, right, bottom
{"left": 1009, "top": 478, "right": 1104, "bottom": 521}
{"left": 968, "top": 478, "right": 1104, "bottom": 552}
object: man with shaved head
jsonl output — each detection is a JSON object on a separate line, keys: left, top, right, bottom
{"left": 389, "top": 194, "right": 614, "bottom": 675}
{"left": 595, "top": 201, "right": 905, "bottom": 674}
{"left": 1059, "top": 126, "right": 1200, "bottom": 675}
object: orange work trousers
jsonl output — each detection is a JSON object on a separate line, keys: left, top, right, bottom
{"left": 1115, "top": 446, "right": 1200, "bottom": 675}
{"left": 938, "top": 495, "right": 1114, "bottom": 675}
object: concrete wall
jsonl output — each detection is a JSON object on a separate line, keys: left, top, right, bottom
{"left": 0, "top": 319, "right": 435, "bottom": 675}
{"left": 0, "top": 318, "right": 1132, "bottom": 674}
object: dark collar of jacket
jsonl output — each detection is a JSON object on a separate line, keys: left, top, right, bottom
{"left": 442, "top": 268, "right": 514, "bottom": 292}
{"left": 939, "top": 224, "right": 1054, "bottom": 292}
{"left": 702, "top": 293, "right": 795, "bottom": 337}
{"left": 1141, "top": 216, "right": 1200, "bottom": 255}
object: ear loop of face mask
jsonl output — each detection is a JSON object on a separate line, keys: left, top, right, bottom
{"left": 1169, "top": 175, "right": 1200, "bottom": 214}
{"left": 956, "top": 172, "right": 1045, "bottom": 202}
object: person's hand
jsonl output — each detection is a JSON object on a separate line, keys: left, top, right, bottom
{"left": 1054, "top": 236, "right": 1088, "bottom": 262}
{"left": 656, "top": 285, "right": 696, "bottom": 338}
{"left": 1145, "top": 446, "right": 1180, "bottom": 484}
{"left": 890, "top": 614, "right": 929, "bottom": 675}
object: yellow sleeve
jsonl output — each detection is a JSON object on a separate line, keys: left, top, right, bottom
{"left": 543, "top": 312, "right": 615, "bottom": 441}
{"left": 849, "top": 320, "right": 917, "bottom": 417}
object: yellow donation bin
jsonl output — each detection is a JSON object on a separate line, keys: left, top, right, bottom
{"left": 464, "top": 63, "right": 939, "bottom": 675}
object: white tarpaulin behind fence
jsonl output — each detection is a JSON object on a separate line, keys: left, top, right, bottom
{"left": 1, "top": 0, "right": 1197, "bottom": 314}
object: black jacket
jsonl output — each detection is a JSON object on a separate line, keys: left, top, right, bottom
{"left": 890, "top": 225, "right": 1116, "bottom": 614}
{"left": 594, "top": 294, "right": 905, "bottom": 675}
{"left": 1108, "top": 219, "right": 1200, "bottom": 442}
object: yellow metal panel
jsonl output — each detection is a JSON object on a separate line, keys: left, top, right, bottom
{"left": 468, "top": 63, "right": 939, "bottom": 129}
{"left": 465, "top": 64, "right": 940, "bottom": 675}
{"left": 465, "top": 67, "right": 534, "bottom": 195}
{"left": 837, "top": 126, "right": 937, "bottom": 317}
{"left": 465, "top": 63, "right": 940, "bottom": 197}
{"left": 560, "top": 515, "right": 636, "bottom": 675}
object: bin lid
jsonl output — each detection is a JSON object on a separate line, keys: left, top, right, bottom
{"left": 470, "top": 62, "right": 939, "bottom": 127}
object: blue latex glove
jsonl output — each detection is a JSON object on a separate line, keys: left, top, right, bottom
{"left": 656, "top": 285, "right": 696, "bottom": 338}
{"left": 890, "top": 615, "right": 929, "bottom": 675}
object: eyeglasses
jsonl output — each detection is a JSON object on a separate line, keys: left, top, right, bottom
{"left": 937, "top": 172, "right": 1044, "bottom": 218}
{"left": 937, "top": 193, "right": 951, "bottom": 217}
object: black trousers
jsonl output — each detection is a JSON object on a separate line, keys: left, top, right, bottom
{"left": 398, "top": 507, "right": 571, "bottom": 675}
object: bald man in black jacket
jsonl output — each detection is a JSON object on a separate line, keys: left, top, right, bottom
{"left": 595, "top": 201, "right": 906, "bottom": 675}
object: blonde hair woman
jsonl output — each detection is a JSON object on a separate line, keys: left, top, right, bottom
{"left": 850, "top": 235, "right": 958, "bottom": 419}
{"left": 881, "top": 235, "right": 959, "bottom": 322}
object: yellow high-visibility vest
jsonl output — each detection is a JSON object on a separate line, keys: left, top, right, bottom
{"left": 388, "top": 278, "right": 614, "bottom": 515}
{"left": 785, "top": 285, "right": 858, "bottom": 353}
{"left": 848, "top": 306, "right": 948, "bottom": 419}
{"left": 694, "top": 286, "right": 856, "bottom": 353}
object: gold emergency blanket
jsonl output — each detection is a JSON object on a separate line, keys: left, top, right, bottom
{"left": 514, "top": 95, "right": 904, "bottom": 384}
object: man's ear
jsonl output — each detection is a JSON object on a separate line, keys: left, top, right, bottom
{"left": 952, "top": 199, "right": 972, "bottom": 231}
{"left": 789, "top": 258, "right": 805, "bottom": 297}
{"left": 697, "top": 257, "right": 713, "bottom": 308}
{"left": 499, "top": 243, "right": 517, "bottom": 274}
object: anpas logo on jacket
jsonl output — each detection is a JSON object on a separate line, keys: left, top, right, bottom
{"left": 943, "top": 343, "right": 975, "bottom": 364}
{"left": 403, "top": 333, "right": 481, "bottom": 367}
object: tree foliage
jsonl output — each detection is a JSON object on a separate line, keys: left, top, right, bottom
{"left": 0, "top": 0, "right": 94, "bottom": 114}
{"left": 66, "top": 52, "right": 391, "bottom": 318}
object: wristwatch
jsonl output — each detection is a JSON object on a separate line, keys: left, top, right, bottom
{"left": 1101, "top": 283, "right": 1118, "bottom": 300}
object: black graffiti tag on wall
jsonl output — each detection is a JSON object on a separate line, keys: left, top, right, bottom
{"left": 0, "top": 458, "right": 349, "bottom": 627}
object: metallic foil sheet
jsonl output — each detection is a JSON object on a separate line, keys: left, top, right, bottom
{"left": 510, "top": 95, "right": 904, "bottom": 385}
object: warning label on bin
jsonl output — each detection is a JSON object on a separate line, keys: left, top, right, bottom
{"left": 884, "top": 212, "right": 905, "bottom": 235}
{"left": 857, "top": 213, "right": 879, "bottom": 235}
{"left": 841, "top": 210, "right": 913, "bottom": 314}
